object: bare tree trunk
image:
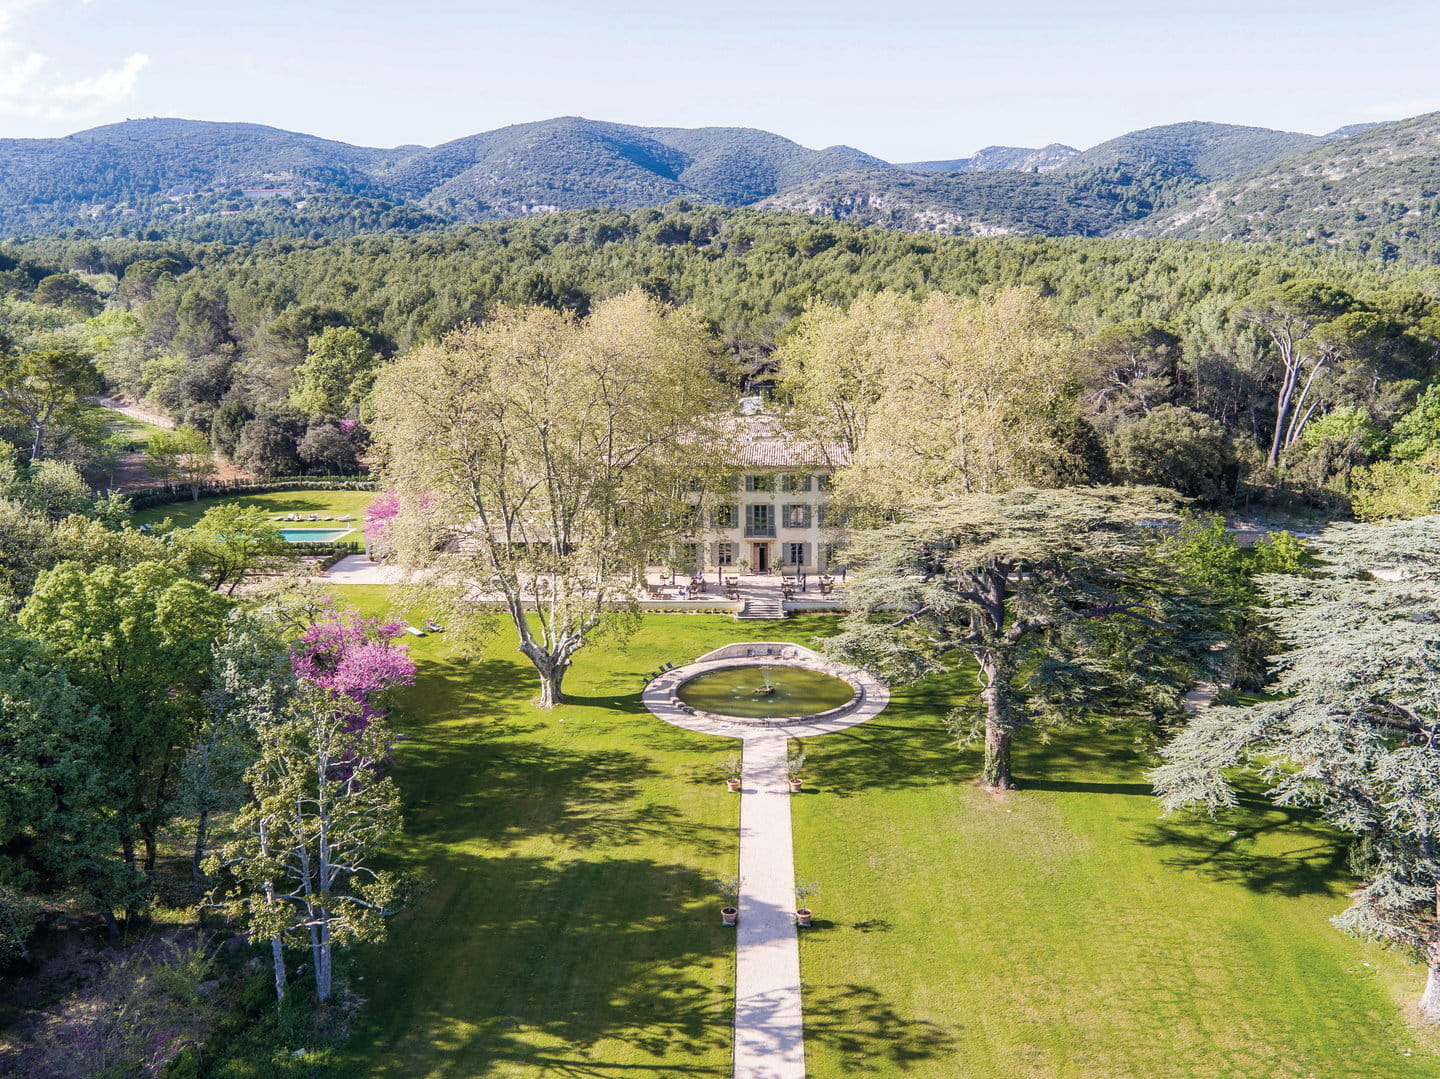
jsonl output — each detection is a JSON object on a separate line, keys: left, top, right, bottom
{"left": 1423, "top": 886, "right": 1440, "bottom": 1022}
{"left": 520, "top": 639, "right": 574, "bottom": 710}
{"left": 192, "top": 805, "right": 211, "bottom": 898}
{"left": 315, "top": 916, "right": 333, "bottom": 1002}
{"left": 982, "top": 721, "right": 1014, "bottom": 790}
{"left": 271, "top": 934, "right": 287, "bottom": 1003}
{"left": 535, "top": 661, "right": 567, "bottom": 709}
{"left": 258, "top": 818, "right": 287, "bottom": 1003}
{"left": 979, "top": 654, "right": 1018, "bottom": 790}
{"left": 1421, "top": 956, "right": 1440, "bottom": 1022}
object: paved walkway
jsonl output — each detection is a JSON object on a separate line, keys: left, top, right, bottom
{"left": 315, "top": 553, "right": 401, "bottom": 584}
{"left": 642, "top": 643, "right": 890, "bottom": 1078}
{"left": 734, "top": 733, "right": 805, "bottom": 1079}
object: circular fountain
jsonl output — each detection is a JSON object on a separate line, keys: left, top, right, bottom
{"left": 675, "top": 663, "right": 856, "bottom": 720}
{"left": 642, "top": 642, "right": 889, "bottom": 735}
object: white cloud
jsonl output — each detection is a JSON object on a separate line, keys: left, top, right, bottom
{"left": 52, "top": 51, "right": 149, "bottom": 105}
{"left": 0, "top": 1, "right": 149, "bottom": 121}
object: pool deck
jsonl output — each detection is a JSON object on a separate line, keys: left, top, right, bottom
{"left": 315, "top": 553, "right": 403, "bottom": 584}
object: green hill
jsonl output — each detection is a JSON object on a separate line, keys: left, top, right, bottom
{"left": 382, "top": 117, "right": 893, "bottom": 218}
{"left": 3, "top": 112, "right": 1438, "bottom": 257}
{"left": 1126, "top": 111, "right": 1440, "bottom": 259}
{"left": 757, "top": 167, "right": 1142, "bottom": 237}
{"left": 1058, "top": 120, "right": 1324, "bottom": 182}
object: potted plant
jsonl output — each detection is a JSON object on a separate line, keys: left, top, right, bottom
{"left": 794, "top": 880, "right": 818, "bottom": 927}
{"left": 738, "top": 558, "right": 751, "bottom": 576}
{"left": 715, "top": 874, "right": 741, "bottom": 927}
{"left": 787, "top": 749, "right": 806, "bottom": 793}
{"left": 720, "top": 755, "right": 743, "bottom": 792}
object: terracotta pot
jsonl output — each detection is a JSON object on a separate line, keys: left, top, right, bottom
{"left": 721, "top": 907, "right": 738, "bottom": 927}
{"left": 788, "top": 778, "right": 803, "bottom": 792}
{"left": 795, "top": 908, "right": 812, "bottom": 927}
{"left": 726, "top": 777, "right": 742, "bottom": 792}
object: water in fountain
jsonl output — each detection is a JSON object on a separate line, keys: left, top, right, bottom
{"left": 678, "top": 664, "right": 853, "bottom": 719}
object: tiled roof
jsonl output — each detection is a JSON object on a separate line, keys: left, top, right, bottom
{"left": 727, "top": 415, "right": 850, "bottom": 469}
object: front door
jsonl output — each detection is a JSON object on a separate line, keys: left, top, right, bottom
{"left": 752, "top": 543, "right": 770, "bottom": 573}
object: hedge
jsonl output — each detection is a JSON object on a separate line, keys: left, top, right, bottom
{"left": 126, "top": 477, "right": 376, "bottom": 511}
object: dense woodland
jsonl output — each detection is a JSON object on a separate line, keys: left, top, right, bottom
{"left": 3, "top": 205, "right": 1440, "bottom": 515}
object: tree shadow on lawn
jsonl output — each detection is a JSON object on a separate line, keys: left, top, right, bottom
{"left": 402, "top": 657, "right": 541, "bottom": 721}
{"left": 393, "top": 724, "right": 730, "bottom": 855}
{"left": 341, "top": 851, "right": 959, "bottom": 1077}
{"left": 1135, "top": 798, "right": 1351, "bottom": 898}
{"left": 803, "top": 984, "right": 959, "bottom": 1073}
{"left": 803, "top": 716, "right": 967, "bottom": 797}
{"left": 341, "top": 855, "right": 736, "bottom": 1077}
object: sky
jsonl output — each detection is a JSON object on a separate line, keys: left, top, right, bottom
{"left": 3, "top": 0, "right": 1440, "bottom": 160}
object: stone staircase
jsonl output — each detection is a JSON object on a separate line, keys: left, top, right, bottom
{"left": 737, "top": 596, "right": 785, "bottom": 620}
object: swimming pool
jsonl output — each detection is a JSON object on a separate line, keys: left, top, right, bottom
{"left": 279, "top": 528, "right": 354, "bottom": 543}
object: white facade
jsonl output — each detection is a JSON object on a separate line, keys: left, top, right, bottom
{"left": 696, "top": 469, "right": 839, "bottom": 574}
{"left": 673, "top": 407, "right": 848, "bottom": 575}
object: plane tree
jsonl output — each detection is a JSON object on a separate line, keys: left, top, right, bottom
{"left": 371, "top": 289, "right": 729, "bottom": 707}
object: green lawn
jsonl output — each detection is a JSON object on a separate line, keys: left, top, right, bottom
{"left": 99, "top": 408, "right": 168, "bottom": 449}
{"left": 315, "top": 596, "right": 838, "bottom": 1078}
{"left": 793, "top": 685, "right": 1440, "bottom": 1078}
{"left": 132, "top": 489, "right": 375, "bottom": 529}
{"left": 222, "top": 590, "right": 1440, "bottom": 1077}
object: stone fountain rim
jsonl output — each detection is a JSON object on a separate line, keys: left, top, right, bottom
{"left": 641, "top": 641, "right": 890, "bottom": 739}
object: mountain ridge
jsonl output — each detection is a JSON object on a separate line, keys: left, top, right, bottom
{"left": 0, "top": 111, "right": 1436, "bottom": 259}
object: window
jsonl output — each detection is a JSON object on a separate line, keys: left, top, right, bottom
{"left": 745, "top": 503, "right": 775, "bottom": 538}
{"left": 681, "top": 542, "right": 699, "bottom": 567}
{"left": 783, "top": 503, "right": 811, "bottom": 528}
{"left": 712, "top": 503, "right": 739, "bottom": 528}
{"left": 744, "top": 474, "right": 774, "bottom": 492}
{"left": 781, "top": 473, "right": 812, "bottom": 493}
{"left": 786, "top": 542, "right": 807, "bottom": 567}
{"left": 716, "top": 542, "right": 735, "bottom": 566}
{"left": 817, "top": 474, "right": 833, "bottom": 491}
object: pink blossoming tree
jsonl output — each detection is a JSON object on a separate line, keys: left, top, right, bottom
{"left": 291, "top": 610, "right": 415, "bottom": 728}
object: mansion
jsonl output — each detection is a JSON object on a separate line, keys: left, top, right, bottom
{"left": 682, "top": 410, "right": 847, "bottom": 576}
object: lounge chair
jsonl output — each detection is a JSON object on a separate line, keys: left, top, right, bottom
{"left": 405, "top": 625, "right": 426, "bottom": 636}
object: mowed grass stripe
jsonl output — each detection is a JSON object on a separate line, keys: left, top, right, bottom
{"left": 319, "top": 601, "right": 854, "bottom": 1077}
{"left": 794, "top": 681, "right": 1440, "bottom": 1078}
